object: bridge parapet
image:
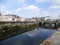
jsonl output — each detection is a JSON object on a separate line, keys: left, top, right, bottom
{"left": 39, "top": 22, "right": 60, "bottom": 29}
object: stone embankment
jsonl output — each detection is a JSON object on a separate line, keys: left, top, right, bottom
{"left": 40, "top": 28, "right": 60, "bottom": 45}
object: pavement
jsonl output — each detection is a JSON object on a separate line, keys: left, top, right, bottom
{"left": 40, "top": 28, "right": 60, "bottom": 45}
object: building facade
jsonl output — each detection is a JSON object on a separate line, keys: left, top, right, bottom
{"left": 0, "top": 14, "right": 21, "bottom": 22}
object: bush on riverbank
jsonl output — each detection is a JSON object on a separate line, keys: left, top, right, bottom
{"left": 0, "top": 23, "right": 38, "bottom": 40}
{"left": 56, "top": 23, "right": 59, "bottom": 29}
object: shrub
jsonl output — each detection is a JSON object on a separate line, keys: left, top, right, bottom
{"left": 2, "top": 26, "right": 8, "bottom": 32}
{"left": 55, "top": 20, "right": 59, "bottom": 29}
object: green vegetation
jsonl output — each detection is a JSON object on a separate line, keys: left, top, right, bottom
{"left": 0, "top": 23, "right": 38, "bottom": 40}
{"left": 56, "top": 23, "right": 59, "bottom": 29}
{"left": 55, "top": 19, "right": 60, "bottom": 29}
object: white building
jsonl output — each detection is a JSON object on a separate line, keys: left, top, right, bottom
{"left": 32, "top": 17, "right": 45, "bottom": 23}
{"left": 25, "top": 18, "right": 36, "bottom": 22}
{"left": 20, "top": 18, "right": 25, "bottom": 21}
{"left": 45, "top": 16, "right": 50, "bottom": 20}
{"left": 0, "top": 14, "right": 21, "bottom": 22}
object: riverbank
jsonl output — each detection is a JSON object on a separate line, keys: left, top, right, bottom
{"left": 40, "top": 29, "right": 60, "bottom": 45}
{"left": 0, "top": 23, "right": 38, "bottom": 41}
{"left": 0, "top": 28, "right": 36, "bottom": 41}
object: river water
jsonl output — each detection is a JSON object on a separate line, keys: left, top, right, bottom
{"left": 0, "top": 28, "right": 56, "bottom": 45}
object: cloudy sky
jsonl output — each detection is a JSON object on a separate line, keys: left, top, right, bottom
{"left": 0, "top": 0, "right": 60, "bottom": 19}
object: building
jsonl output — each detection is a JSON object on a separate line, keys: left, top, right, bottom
{"left": 34, "top": 17, "right": 45, "bottom": 22}
{"left": 0, "top": 13, "right": 2, "bottom": 16}
{"left": 44, "top": 16, "right": 51, "bottom": 23}
{"left": 20, "top": 17, "right": 25, "bottom": 21}
{"left": 25, "top": 18, "right": 32, "bottom": 22}
{"left": 40, "top": 17, "right": 45, "bottom": 22}
{"left": 0, "top": 14, "right": 21, "bottom": 22}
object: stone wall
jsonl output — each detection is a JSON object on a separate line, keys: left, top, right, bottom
{"left": 40, "top": 30, "right": 60, "bottom": 45}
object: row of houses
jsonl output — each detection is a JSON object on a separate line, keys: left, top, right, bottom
{"left": 0, "top": 13, "right": 36, "bottom": 22}
{"left": 0, "top": 14, "right": 21, "bottom": 22}
{"left": 0, "top": 13, "right": 59, "bottom": 23}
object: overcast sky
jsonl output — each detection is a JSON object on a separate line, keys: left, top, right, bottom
{"left": 0, "top": 0, "right": 60, "bottom": 19}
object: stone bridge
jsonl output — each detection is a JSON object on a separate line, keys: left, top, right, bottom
{"left": 39, "top": 22, "right": 60, "bottom": 29}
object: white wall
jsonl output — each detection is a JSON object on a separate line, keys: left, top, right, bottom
{"left": 0, "top": 15, "right": 21, "bottom": 22}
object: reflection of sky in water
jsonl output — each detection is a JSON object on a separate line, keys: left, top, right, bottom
{"left": 0, "top": 28, "right": 56, "bottom": 45}
{"left": 25, "top": 29, "right": 39, "bottom": 37}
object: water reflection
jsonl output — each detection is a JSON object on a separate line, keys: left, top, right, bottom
{"left": 0, "top": 28, "right": 56, "bottom": 45}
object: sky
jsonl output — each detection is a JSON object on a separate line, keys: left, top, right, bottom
{"left": 0, "top": 0, "right": 60, "bottom": 19}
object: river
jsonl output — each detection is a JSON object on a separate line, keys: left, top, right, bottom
{"left": 0, "top": 28, "right": 56, "bottom": 45}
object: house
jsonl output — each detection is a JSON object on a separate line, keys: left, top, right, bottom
{"left": 0, "top": 14, "right": 21, "bottom": 22}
